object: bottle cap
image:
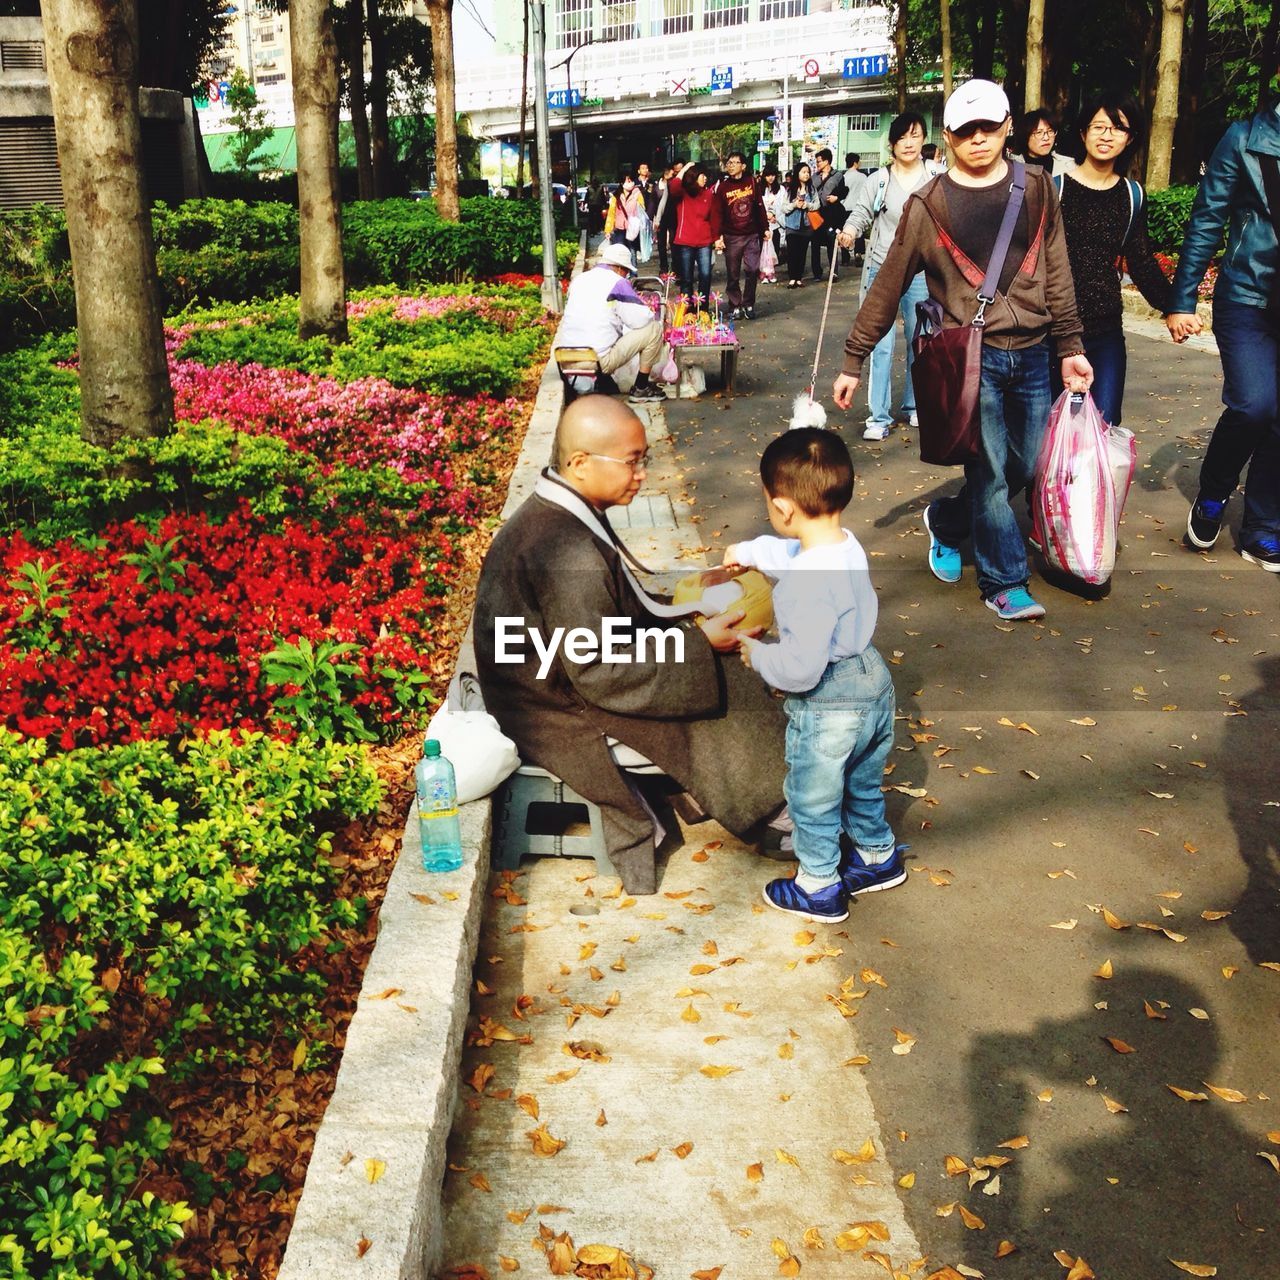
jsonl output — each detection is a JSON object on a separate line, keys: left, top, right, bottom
{"left": 424, "top": 738, "right": 441, "bottom": 758}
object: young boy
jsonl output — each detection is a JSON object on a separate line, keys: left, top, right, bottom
{"left": 725, "top": 428, "right": 903, "bottom": 923}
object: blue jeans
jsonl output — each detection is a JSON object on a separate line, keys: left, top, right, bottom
{"left": 1051, "top": 329, "right": 1127, "bottom": 426}
{"left": 861, "top": 263, "right": 929, "bottom": 429}
{"left": 1201, "top": 299, "right": 1280, "bottom": 539}
{"left": 783, "top": 648, "right": 897, "bottom": 881}
{"left": 928, "top": 342, "right": 1053, "bottom": 599}
{"left": 675, "top": 244, "right": 713, "bottom": 307}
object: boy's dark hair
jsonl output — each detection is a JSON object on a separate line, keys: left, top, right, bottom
{"left": 1069, "top": 91, "right": 1145, "bottom": 173}
{"left": 921, "top": 142, "right": 939, "bottom": 161}
{"left": 760, "top": 428, "right": 854, "bottom": 516}
{"left": 726, "top": 150, "right": 748, "bottom": 165}
{"left": 845, "top": 152, "right": 860, "bottom": 167}
{"left": 816, "top": 147, "right": 833, "bottom": 164}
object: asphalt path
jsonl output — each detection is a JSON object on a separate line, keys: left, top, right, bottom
{"left": 660, "top": 266, "right": 1280, "bottom": 1278}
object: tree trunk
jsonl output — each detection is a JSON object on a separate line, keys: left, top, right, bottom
{"left": 940, "top": 0, "right": 953, "bottom": 100}
{"left": 291, "top": 0, "right": 348, "bottom": 342}
{"left": 42, "top": 0, "right": 173, "bottom": 447}
{"left": 516, "top": 0, "right": 529, "bottom": 197}
{"left": 969, "top": 0, "right": 998, "bottom": 81}
{"left": 894, "top": 0, "right": 908, "bottom": 112}
{"left": 1147, "top": 0, "right": 1186, "bottom": 190}
{"left": 1024, "top": 0, "right": 1045, "bottom": 110}
{"left": 1000, "top": 0, "right": 1028, "bottom": 116}
{"left": 366, "top": 0, "right": 392, "bottom": 197}
{"left": 339, "top": 2, "right": 374, "bottom": 200}
{"left": 427, "top": 0, "right": 460, "bottom": 220}
{"left": 1260, "top": 0, "right": 1280, "bottom": 110}
{"left": 1172, "top": 0, "right": 1208, "bottom": 183}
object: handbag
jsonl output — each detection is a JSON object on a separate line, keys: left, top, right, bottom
{"left": 806, "top": 209, "right": 825, "bottom": 232}
{"left": 911, "top": 161, "right": 1027, "bottom": 466}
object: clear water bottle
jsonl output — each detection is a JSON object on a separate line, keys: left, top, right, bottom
{"left": 416, "top": 738, "right": 463, "bottom": 872}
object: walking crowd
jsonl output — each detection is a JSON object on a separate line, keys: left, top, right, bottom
{"left": 528, "top": 69, "right": 1280, "bottom": 913}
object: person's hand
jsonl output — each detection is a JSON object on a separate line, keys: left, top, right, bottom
{"left": 714, "top": 237, "right": 725, "bottom": 252}
{"left": 1060, "top": 354, "right": 1094, "bottom": 393}
{"left": 737, "top": 634, "right": 760, "bottom": 668}
{"left": 699, "top": 608, "right": 761, "bottom": 653}
{"left": 833, "top": 372, "right": 860, "bottom": 410}
{"left": 1166, "top": 312, "right": 1201, "bottom": 343}
{"left": 722, "top": 543, "right": 744, "bottom": 568}
{"left": 836, "top": 229, "right": 855, "bottom": 249}
{"left": 825, "top": 194, "right": 839, "bottom": 204}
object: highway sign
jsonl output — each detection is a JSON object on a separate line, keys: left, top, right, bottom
{"left": 842, "top": 54, "right": 890, "bottom": 79}
{"left": 547, "top": 88, "right": 582, "bottom": 109}
{"left": 709, "top": 65, "right": 733, "bottom": 94}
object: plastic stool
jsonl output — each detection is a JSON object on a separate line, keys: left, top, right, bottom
{"left": 493, "top": 765, "right": 615, "bottom": 876}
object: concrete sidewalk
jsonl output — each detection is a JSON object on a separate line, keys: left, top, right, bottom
{"left": 438, "top": 265, "right": 1279, "bottom": 1279}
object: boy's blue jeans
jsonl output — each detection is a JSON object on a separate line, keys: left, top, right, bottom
{"left": 861, "top": 264, "right": 929, "bottom": 430}
{"left": 927, "top": 342, "right": 1053, "bottom": 599}
{"left": 783, "top": 647, "right": 897, "bottom": 881}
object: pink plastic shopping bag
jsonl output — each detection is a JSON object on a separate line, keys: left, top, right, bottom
{"left": 1032, "top": 391, "right": 1117, "bottom": 585}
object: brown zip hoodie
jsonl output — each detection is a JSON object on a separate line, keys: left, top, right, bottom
{"left": 842, "top": 164, "right": 1084, "bottom": 378}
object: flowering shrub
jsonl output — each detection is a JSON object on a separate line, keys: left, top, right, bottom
{"left": 0, "top": 505, "right": 453, "bottom": 747}
{"left": 1151, "top": 251, "right": 1217, "bottom": 301}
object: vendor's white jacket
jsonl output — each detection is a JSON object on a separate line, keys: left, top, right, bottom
{"left": 555, "top": 264, "right": 655, "bottom": 359}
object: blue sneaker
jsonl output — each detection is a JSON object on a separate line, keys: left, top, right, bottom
{"left": 984, "top": 587, "right": 1046, "bottom": 621}
{"left": 839, "top": 843, "right": 909, "bottom": 897}
{"left": 923, "top": 505, "right": 962, "bottom": 584}
{"left": 1240, "top": 536, "right": 1280, "bottom": 572}
{"left": 762, "top": 876, "right": 849, "bottom": 923}
{"left": 1186, "top": 494, "right": 1227, "bottom": 549}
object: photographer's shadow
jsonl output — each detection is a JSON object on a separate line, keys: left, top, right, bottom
{"left": 965, "top": 967, "right": 1277, "bottom": 1275}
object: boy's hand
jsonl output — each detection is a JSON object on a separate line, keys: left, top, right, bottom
{"left": 737, "top": 634, "right": 760, "bottom": 668}
{"left": 700, "top": 608, "right": 747, "bottom": 652}
{"left": 833, "top": 373, "right": 860, "bottom": 409}
{"left": 722, "top": 544, "right": 744, "bottom": 568}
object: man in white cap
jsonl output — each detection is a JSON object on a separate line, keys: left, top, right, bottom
{"left": 834, "top": 79, "right": 1093, "bottom": 622}
{"left": 555, "top": 243, "right": 667, "bottom": 403}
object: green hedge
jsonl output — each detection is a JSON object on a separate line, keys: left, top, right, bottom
{"left": 0, "top": 198, "right": 578, "bottom": 348}
{"left": 1144, "top": 185, "right": 1198, "bottom": 256}
{"left": 0, "top": 730, "right": 380, "bottom": 1279}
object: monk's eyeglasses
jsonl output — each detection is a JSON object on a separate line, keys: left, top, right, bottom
{"left": 589, "top": 451, "right": 650, "bottom": 472}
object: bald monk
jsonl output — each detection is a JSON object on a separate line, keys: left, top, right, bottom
{"left": 474, "top": 395, "right": 787, "bottom": 893}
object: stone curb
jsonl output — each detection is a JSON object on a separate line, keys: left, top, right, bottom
{"left": 278, "top": 243, "right": 584, "bottom": 1280}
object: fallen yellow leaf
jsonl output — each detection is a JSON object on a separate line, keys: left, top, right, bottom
{"left": 469, "top": 1171, "right": 491, "bottom": 1192}
{"left": 1168, "top": 1262, "right": 1217, "bottom": 1277}
{"left": 1102, "top": 1095, "right": 1128, "bottom": 1114}
{"left": 526, "top": 1123, "right": 566, "bottom": 1156}
{"left": 801, "top": 1227, "right": 825, "bottom": 1250}
{"left": 1094, "top": 959, "right": 1114, "bottom": 979}
{"left": 898, "top": 1171, "right": 916, "bottom": 1188}
{"left": 700, "top": 1064, "right": 741, "bottom": 1078}
{"left": 1065, "top": 1259, "right": 1096, "bottom": 1280}
{"left": 1104, "top": 1036, "right": 1136, "bottom": 1054}
{"left": 776, "top": 1148, "right": 801, "bottom": 1167}
{"left": 1204, "top": 1083, "right": 1248, "bottom": 1103}
{"left": 958, "top": 1205, "right": 985, "bottom": 1230}
{"left": 681, "top": 1003, "right": 702, "bottom": 1024}
{"left": 515, "top": 1093, "right": 539, "bottom": 1119}
{"left": 635, "top": 1150, "right": 658, "bottom": 1164}
{"left": 365, "top": 1158, "right": 386, "bottom": 1184}
{"left": 833, "top": 1227, "right": 869, "bottom": 1251}
{"left": 996, "top": 1239, "right": 1018, "bottom": 1258}
{"left": 746, "top": 1162, "right": 764, "bottom": 1182}
{"left": 1167, "top": 1085, "right": 1209, "bottom": 1102}
{"left": 1256, "top": 1151, "right": 1280, "bottom": 1174}
{"left": 794, "top": 930, "right": 816, "bottom": 946}
{"left": 998, "top": 1135, "right": 1029, "bottom": 1150}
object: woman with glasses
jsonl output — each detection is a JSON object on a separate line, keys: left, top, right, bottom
{"left": 780, "top": 164, "right": 817, "bottom": 288}
{"left": 1051, "top": 91, "right": 1171, "bottom": 428}
{"left": 1011, "top": 109, "right": 1073, "bottom": 177}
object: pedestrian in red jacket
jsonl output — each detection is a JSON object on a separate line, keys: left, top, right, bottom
{"left": 669, "top": 161, "right": 721, "bottom": 309}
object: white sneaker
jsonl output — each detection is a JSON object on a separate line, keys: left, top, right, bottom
{"left": 908, "top": 411, "right": 919, "bottom": 428}
{"left": 862, "top": 423, "right": 891, "bottom": 441}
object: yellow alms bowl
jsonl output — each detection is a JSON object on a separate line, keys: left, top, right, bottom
{"left": 672, "top": 566, "right": 774, "bottom": 634}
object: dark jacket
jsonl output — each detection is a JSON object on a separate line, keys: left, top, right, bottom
{"left": 842, "top": 165, "right": 1085, "bottom": 378}
{"left": 813, "top": 166, "right": 849, "bottom": 228}
{"left": 474, "top": 488, "right": 785, "bottom": 893}
{"left": 1170, "top": 107, "right": 1280, "bottom": 314}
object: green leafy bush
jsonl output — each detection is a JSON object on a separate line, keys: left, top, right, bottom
{"left": 1145, "top": 185, "right": 1199, "bottom": 256}
{"left": 0, "top": 729, "right": 380, "bottom": 1278}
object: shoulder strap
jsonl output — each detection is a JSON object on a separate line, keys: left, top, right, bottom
{"left": 872, "top": 169, "right": 891, "bottom": 218}
{"left": 1052, "top": 173, "right": 1064, "bottom": 197}
{"left": 977, "top": 161, "right": 1027, "bottom": 315}
{"left": 1259, "top": 157, "right": 1280, "bottom": 314}
{"left": 1124, "top": 178, "right": 1143, "bottom": 244}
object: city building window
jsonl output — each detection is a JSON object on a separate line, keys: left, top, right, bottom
{"left": 555, "top": 0, "right": 593, "bottom": 48}
{"left": 600, "top": 0, "right": 638, "bottom": 43}
{"left": 663, "top": 0, "right": 694, "bottom": 34}
{"left": 847, "top": 113, "right": 880, "bottom": 133}
{"left": 703, "top": 0, "right": 748, "bottom": 28}
{"left": 257, "top": 72, "right": 285, "bottom": 86}
{"left": 759, "top": 0, "right": 806, "bottom": 18}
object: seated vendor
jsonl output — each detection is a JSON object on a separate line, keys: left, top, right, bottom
{"left": 555, "top": 243, "right": 667, "bottom": 405}
{"left": 474, "top": 395, "right": 787, "bottom": 894}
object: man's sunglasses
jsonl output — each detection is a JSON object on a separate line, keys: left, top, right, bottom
{"left": 949, "top": 117, "right": 1008, "bottom": 140}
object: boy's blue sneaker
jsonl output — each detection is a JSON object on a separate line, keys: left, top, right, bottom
{"left": 1240, "top": 536, "right": 1280, "bottom": 572}
{"left": 984, "top": 587, "right": 1046, "bottom": 621}
{"left": 923, "top": 505, "right": 962, "bottom": 584}
{"left": 1186, "top": 494, "right": 1227, "bottom": 549}
{"left": 762, "top": 876, "right": 849, "bottom": 923}
{"left": 839, "top": 844, "right": 909, "bottom": 897}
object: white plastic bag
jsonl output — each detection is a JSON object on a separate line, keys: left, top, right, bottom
{"left": 1106, "top": 425, "right": 1137, "bottom": 532}
{"left": 425, "top": 703, "right": 519, "bottom": 804}
{"left": 1032, "top": 391, "right": 1117, "bottom": 586}
{"left": 677, "top": 364, "right": 706, "bottom": 399}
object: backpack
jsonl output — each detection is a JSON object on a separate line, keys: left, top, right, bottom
{"left": 1054, "top": 173, "right": 1145, "bottom": 247}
